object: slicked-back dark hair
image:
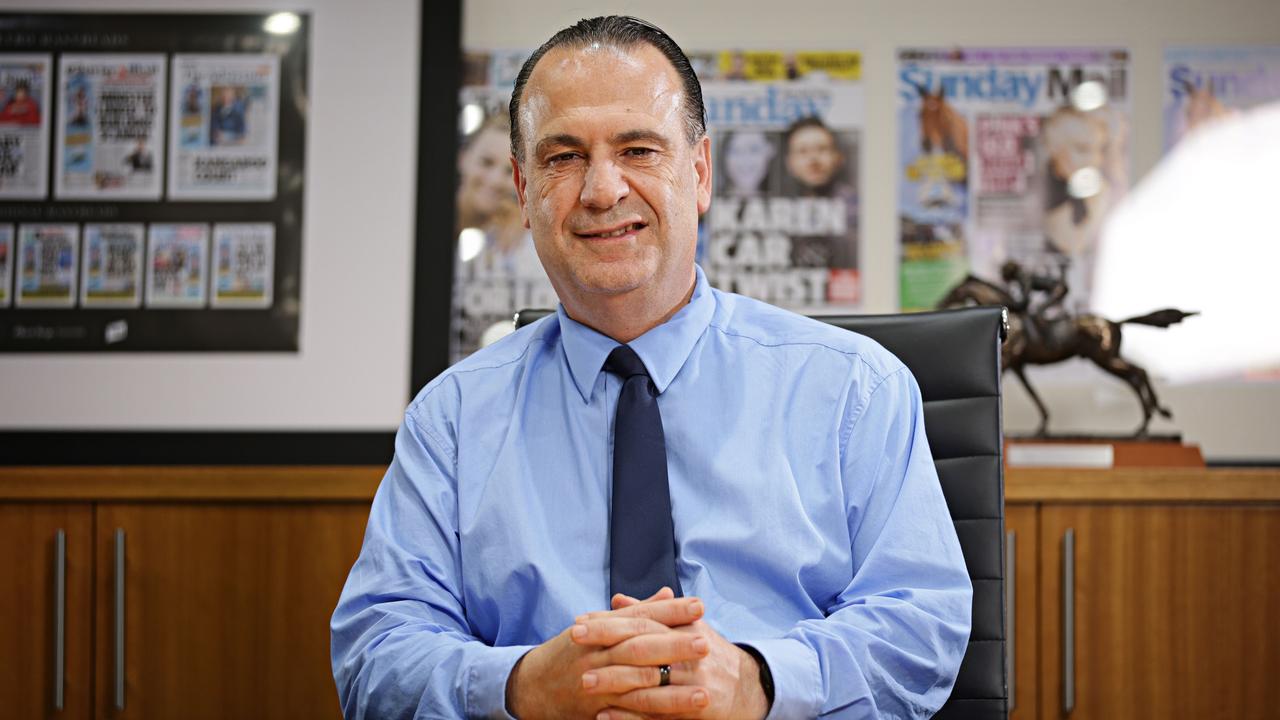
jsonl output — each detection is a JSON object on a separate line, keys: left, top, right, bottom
{"left": 507, "top": 15, "right": 707, "bottom": 163}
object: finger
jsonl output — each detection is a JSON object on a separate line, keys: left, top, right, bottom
{"left": 569, "top": 616, "right": 671, "bottom": 647}
{"left": 611, "top": 586, "right": 675, "bottom": 611}
{"left": 582, "top": 663, "right": 690, "bottom": 695}
{"left": 594, "top": 710, "right": 649, "bottom": 720}
{"left": 605, "top": 631, "right": 709, "bottom": 667}
{"left": 610, "top": 686, "right": 711, "bottom": 716}
{"left": 578, "top": 597, "right": 704, "bottom": 627}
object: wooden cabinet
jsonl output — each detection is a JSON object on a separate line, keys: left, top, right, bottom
{"left": 93, "top": 503, "right": 369, "bottom": 720}
{"left": 0, "top": 504, "right": 93, "bottom": 719}
{"left": 1005, "top": 503, "right": 1039, "bottom": 720}
{"left": 1037, "top": 504, "right": 1280, "bottom": 720}
{"left": 1005, "top": 468, "right": 1280, "bottom": 720}
{"left": 0, "top": 467, "right": 381, "bottom": 720}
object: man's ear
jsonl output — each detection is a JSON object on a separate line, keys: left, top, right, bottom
{"left": 510, "top": 155, "right": 531, "bottom": 229}
{"left": 694, "top": 134, "right": 713, "bottom": 215}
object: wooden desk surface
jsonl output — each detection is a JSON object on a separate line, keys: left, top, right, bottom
{"left": 1, "top": 465, "right": 1277, "bottom": 503}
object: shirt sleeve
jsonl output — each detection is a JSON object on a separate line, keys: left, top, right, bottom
{"left": 330, "top": 400, "right": 535, "bottom": 719}
{"left": 746, "top": 365, "right": 973, "bottom": 719}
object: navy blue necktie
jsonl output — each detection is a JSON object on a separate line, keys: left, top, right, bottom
{"left": 605, "top": 345, "right": 682, "bottom": 599}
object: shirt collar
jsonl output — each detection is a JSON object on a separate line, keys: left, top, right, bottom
{"left": 558, "top": 265, "right": 716, "bottom": 403}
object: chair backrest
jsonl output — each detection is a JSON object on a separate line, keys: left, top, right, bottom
{"left": 514, "top": 306, "right": 1008, "bottom": 719}
{"left": 815, "top": 307, "right": 1006, "bottom": 720}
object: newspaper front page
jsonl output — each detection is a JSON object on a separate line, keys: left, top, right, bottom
{"left": 55, "top": 54, "right": 166, "bottom": 200}
{"left": 0, "top": 54, "right": 51, "bottom": 199}
{"left": 16, "top": 223, "right": 78, "bottom": 307}
{"left": 168, "top": 54, "right": 279, "bottom": 200}
{"left": 146, "top": 223, "right": 209, "bottom": 307}
{"left": 211, "top": 222, "right": 274, "bottom": 308}
{"left": 699, "top": 51, "right": 864, "bottom": 313}
{"left": 81, "top": 223, "right": 144, "bottom": 308}
{"left": 1164, "top": 46, "right": 1280, "bottom": 152}
{"left": 0, "top": 224, "right": 13, "bottom": 306}
{"left": 897, "top": 48, "right": 1131, "bottom": 311}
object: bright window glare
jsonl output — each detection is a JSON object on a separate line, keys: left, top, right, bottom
{"left": 1067, "top": 167, "right": 1103, "bottom": 199}
{"left": 264, "top": 12, "right": 301, "bottom": 35}
{"left": 460, "top": 103, "right": 484, "bottom": 136}
{"left": 1070, "top": 80, "right": 1107, "bottom": 112}
{"left": 1093, "top": 102, "right": 1280, "bottom": 383}
{"left": 458, "top": 228, "right": 485, "bottom": 263}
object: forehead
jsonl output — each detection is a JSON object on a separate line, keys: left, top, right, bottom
{"left": 520, "top": 43, "right": 684, "bottom": 138}
{"left": 790, "top": 125, "right": 835, "bottom": 147}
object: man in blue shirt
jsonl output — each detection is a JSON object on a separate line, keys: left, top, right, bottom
{"left": 332, "top": 16, "right": 970, "bottom": 719}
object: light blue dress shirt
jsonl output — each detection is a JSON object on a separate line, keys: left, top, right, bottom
{"left": 332, "top": 266, "right": 971, "bottom": 719}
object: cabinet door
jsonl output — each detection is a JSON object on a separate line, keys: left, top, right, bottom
{"left": 1039, "top": 504, "right": 1280, "bottom": 719}
{"left": 94, "top": 503, "right": 369, "bottom": 720}
{"left": 0, "top": 503, "right": 93, "bottom": 720}
{"left": 1006, "top": 503, "right": 1039, "bottom": 720}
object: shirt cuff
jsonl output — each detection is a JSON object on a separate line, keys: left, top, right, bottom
{"left": 741, "top": 637, "right": 822, "bottom": 720}
{"left": 465, "top": 644, "right": 537, "bottom": 719}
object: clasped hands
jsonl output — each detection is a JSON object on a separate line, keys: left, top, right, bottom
{"left": 506, "top": 587, "right": 770, "bottom": 720}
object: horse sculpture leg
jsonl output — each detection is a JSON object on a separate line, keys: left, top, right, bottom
{"left": 1011, "top": 364, "right": 1051, "bottom": 436}
{"left": 1090, "top": 354, "right": 1170, "bottom": 437}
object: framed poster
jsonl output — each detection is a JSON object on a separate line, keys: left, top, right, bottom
{"left": 0, "top": 12, "right": 307, "bottom": 352}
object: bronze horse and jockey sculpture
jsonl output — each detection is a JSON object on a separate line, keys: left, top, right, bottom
{"left": 938, "top": 261, "right": 1196, "bottom": 437}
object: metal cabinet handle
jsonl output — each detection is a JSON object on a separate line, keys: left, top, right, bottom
{"left": 1063, "top": 528, "right": 1075, "bottom": 714}
{"left": 54, "top": 529, "right": 66, "bottom": 711}
{"left": 1006, "top": 530, "right": 1015, "bottom": 711}
{"left": 114, "top": 528, "right": 126, "bottom": 711}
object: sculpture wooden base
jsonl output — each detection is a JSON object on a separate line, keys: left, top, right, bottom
{"left": 1004, "top": 436, "right": 1204, "bottom": 468}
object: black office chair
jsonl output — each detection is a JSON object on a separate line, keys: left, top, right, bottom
{"left": 514, "top": 306, "right": 1008, "bottom": 719}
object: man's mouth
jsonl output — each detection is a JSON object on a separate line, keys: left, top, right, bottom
{"left": 575, "top": 222, "right": 646, "bottom": 239}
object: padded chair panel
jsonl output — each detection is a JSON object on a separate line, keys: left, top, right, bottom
{"left": 923, "top": 397, "right": 1002, "bottom": 459}
{"left": 936, "top": 455, "right": 1002, "bottom": 519}
{"left": 814, "top": 310, "right": 1002, "bottom": 402}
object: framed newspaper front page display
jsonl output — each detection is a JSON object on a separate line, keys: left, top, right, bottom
{"left": 896, "top": 48, "right": 1131, "bottom": 312}
{"left": 0, "top": 13, "right": 307, "bottom": 352}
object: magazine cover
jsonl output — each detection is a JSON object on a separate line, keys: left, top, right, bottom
{"left": 81, "top": 223, "right": 144, "bottom": 308}
{"left": 451, "top": 55, "right": 558, "bottom": 361}
{"left": 1164, "top": 46, "right": 1280, "bottom": 152}
{"left": 0, "top": 224, "right": 13, "bottom": 306}
{"left": 699, "top": 51, "right": 864, "bottom": 312}
{"left": 15, "top": 223, "right": 78, "bottom": 307}
{"left": 211, "top": 222, "right": 273, "bottom": 308}
{"left": 0, "top": 54, "right": 51, "bottom": 199}
{"left": 55, "top": 54, "right": 165, "bottom": 200}
{"left": 146, "top": 223, "right": 208, "bottom": 307}
{"left": 897, "top": 48, "right": 1131, "bottom": 311}
{"left": 168, "top": 54, "right": 279, "bottom": 200}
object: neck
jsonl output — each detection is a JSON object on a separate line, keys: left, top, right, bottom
{"left": 562, "top": 268, "right": 696, "bottom": 344}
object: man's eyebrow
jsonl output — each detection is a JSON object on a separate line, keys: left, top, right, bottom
{"left": 613, "top": 129, "right": 672, "bottom": 147}
{"left": 533, "top": 134, "right": 585, "bottom": 159}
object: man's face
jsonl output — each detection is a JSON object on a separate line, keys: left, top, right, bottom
{"left": 1049, "top": 115, "right": 1105, "bottom": 179}
{"left": 458, "top": 126, "right": 514, "bottom": 219}
{"left": 724, "top": 131, "right": 773, "bottom": 193}
{"left": 512, "top": 43, "right": 712, "bottom": 303}
{"left": 786, "top": 125, "right": 843, "bottom": 189}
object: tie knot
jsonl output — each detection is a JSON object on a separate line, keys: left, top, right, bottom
{"left": 604, "top": 345, "right": 649, "bottom": 380}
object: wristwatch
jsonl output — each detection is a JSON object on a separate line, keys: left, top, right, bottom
{"left": 735, "top": 643, "right": 776, "bottom": 709}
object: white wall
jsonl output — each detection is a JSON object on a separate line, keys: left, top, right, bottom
{"left": 0, "top": 0, "right": 419, "bottom": 430}
{"left": 463, "top": 0, "right": 1280, "bottom": 461}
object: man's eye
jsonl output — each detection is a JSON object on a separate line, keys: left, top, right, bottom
{"left": 547, "top": 153, "right": 581, "bottom": 166}
{"left": 624, "top": 147, "right": 656, "bottom": 158}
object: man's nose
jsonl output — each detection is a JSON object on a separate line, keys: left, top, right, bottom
{"left": 580, "top": 159, "right": 629, "bottom": 209}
